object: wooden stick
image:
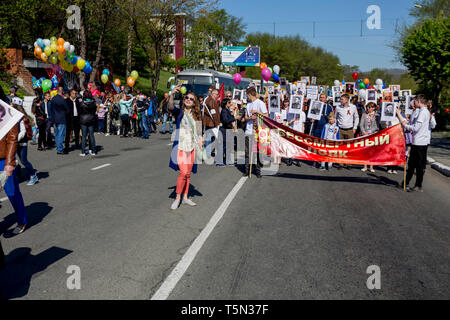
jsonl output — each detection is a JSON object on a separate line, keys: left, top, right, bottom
{"left": 249, "top": 145, "right": 253, "bottom": 178}
{"left": 403, "top": 160, "right": 407, "bottom": 191}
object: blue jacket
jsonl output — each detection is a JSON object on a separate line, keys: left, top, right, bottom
{"left": 50, "top": 95, "right": 70, "bottom": 124}
{"left": 169, "top": 103, "right": 198, "bottom": 174}
{"left": 321, "top": 123, "right": 340, "bottom": 140}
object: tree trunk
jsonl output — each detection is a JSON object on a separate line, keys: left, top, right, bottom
{"left": 79, "top": 1, "right": 87, "bottom": 91}
{"left": 152, "top": 45, "right": 162, "bottom": 95}
{"left": 89, "top": 17, "right": 108, "bottom": 82}
{"left": 126, "top": 24, "right": 133, "bottom": 77}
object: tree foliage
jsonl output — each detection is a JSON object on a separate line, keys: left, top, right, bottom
{"left": 400, "top": 16, "right": 449, "bottom": 107}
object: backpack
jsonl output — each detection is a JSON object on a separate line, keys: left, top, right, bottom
{"left": 147, "top": 100, "right": 153, "bottom": 116}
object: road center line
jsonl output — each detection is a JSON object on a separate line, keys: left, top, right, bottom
{"left": 151, "top": 176, "right": 248, "bottom": 300}
{"left": 91, "top": 163, "right": 111, "bottom": 171}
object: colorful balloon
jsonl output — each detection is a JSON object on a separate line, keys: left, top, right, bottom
{"left": 180, "top": 86, "right": 187, "bottom": 94}
{"left": 44, "top": 46, "right": 52, "bottom": 56}
{"left": 50, "top": 89, "right": 57, "bottom": 98}
{"left": 50, "top": 55, "right": 58, "bottom": 64}
{"left": 42, "top": 79, "right": 52, "bottom": 92}
{"left": 50, "top": 42, "right": 57, "bottom": 53}
{"left": 259, "top": 62, "right": 267, "bottom": 71}
{"left": 233, "top": 73, "right": 242, "bottom": 85}
{"left": 50, "top": 36, "right": 57, "bottom": 43}
{"left": 261, "top": 68, "right": 272, "bottom": 81}
{"left": 363, "top": 78, "right": 370, "bottom": 85}
{"left": 127, "top": 77, "right": 135, "bottom": 87}
{"left": 114, "top": 79, "right": 121, "bottom": 87}
{"left": 102, "top": 69, "right": 110, "bottom": 76}
{"left": 63, "top": 42, "right": 70, "bottom": 52}
{"left": 101, "top": 74, "right": 108, "bottom": 84}
{"left": 40, "top": 52, "right": 48, "bottom": 62}
{"left": 34, "top": 46, "right": 42, "bottom": 58}
{"left": 57, "top": 38, "right": 65, "bottom": 46}
{"left": 131, "top": 70, "right": 139, "bottom": 80}
{"left": 352, "top": 72, "right": 359, "bottom": 81}
{"left": 273, "top": 65, "right": 280, "bottom": 74}
{"left": 37, "top": 38, "right": 44, "bottom": 48}
{"left": 273, "top": 73, "right": 280, "bottom": 82}
{"left": 375, "top": 79, "right": 383, "bottom": 85}
{"left": 57, "top": 44, "right": 65, "bottom": 54}
{"left": 76, "top": 58, "right": 86, "bottom": 70}
{"left": 333, "top": 80, "right": 340, "bottom": 87}
{"left": 359, "top": 82, "right": 366, "bottom": 89}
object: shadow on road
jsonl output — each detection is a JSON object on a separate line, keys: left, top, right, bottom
{"left": 0, "top": 246, "right": 72, "bottom": 300}
{"left": 168, "top": 185, "right": 203, "bottom": 199}
{"left": 0, "top": 202, "right": 53, "bottom": 238}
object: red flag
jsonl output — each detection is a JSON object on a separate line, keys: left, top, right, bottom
{"left": 218, "top": 83, "right": 225, "bottom": 103}
{"left": 259, "top": 115, "right": 406, "bottom": 166}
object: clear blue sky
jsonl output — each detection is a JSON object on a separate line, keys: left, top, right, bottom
{"left": 219, "top": 0, "right": 417, "bottom": 71}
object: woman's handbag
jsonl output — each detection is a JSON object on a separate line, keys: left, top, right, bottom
{"left": 186, "top": 113, "right": 208, "bottom": 163}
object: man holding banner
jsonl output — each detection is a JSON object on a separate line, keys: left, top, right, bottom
{"left": 335, "top": 94, "right": 359, "bottom": 169}
{"left": 243, "top": 87, "right": 268, "bottom": 178}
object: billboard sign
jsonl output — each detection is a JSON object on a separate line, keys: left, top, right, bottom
{"left": 221, "top": 46, "right": 260, "bottom": 67}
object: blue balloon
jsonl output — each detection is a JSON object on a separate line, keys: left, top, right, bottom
{"left": 102, "top": 69, "right": 110, "bottom": 76}
{"left": 170, "top": 85, "right": 175, "bottom": 91}
{"left": 71, "top": 55, "right": 78, "bottom": 65}
{"left": 382, "top": 83, "right": 386, "bottom": 89}
{"left": 84, "top": 66, "right": 92, "bottom": 74}
{"left": 357, "top": 79, "right": 361, "bottom": 83}
{"left": 51, "top": 75, "right": 59, "bottom": 89}
{"left": 366, "top": 83, "right": 370, "bottom": 88}
{"left": 342, "top": 80, "right": 346, "bottom": 84}
{"left": 37, "top": 38, "right": 44, "bottom": 48}
{"left": 273, "top": 73, "right": 280, "bottom": 82}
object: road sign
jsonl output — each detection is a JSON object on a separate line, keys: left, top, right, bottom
{"left": 221, "top": 46, "right": 260, "bottom": 67}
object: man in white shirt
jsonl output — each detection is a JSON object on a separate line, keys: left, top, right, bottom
{"left": 335, "top": 94, "right": 359, "bottom": 140}
{"left": 335, "top": 94, "right": 359, "bottom": 169}
{"left": 396, "top": 94, "right": 430, "bottom": 192}
{"left": 242, "top": 87, "right": 268, "bottom": 178}
{"left": 65, "top": 89, "right": 81, "bottom": 150}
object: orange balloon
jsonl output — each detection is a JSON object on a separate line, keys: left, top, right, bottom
{"left": 57, "top": 38, "right": 65, "bottom": 46}
{"left": 363, "top": 78, "right": 370, "bottom": 85}
{"left": 260, "top": 62, "right": 267, "bottom": 70}
{"left": 57, "top": 44, "right": 65, "bottom": 54}
{"left": 127, "top": 77, "right": 135, "bottom": 87}
{"left": 34, "top": 46, "right": 42, "bottom": 57}
{"left": 114, "top": 79, "right": 121, "bottom": 87}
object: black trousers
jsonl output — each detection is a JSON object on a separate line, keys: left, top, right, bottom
{"left": 121, "top": 114, "right": 130, "bottom": 136}
{"left": 37, "top": 120, "right": 47, "bottom": 148}
{"left": 244, "top": 135, "right": 262, "bottom": 175}
{"left": 46, "top": 119, "right": 54, "bottom": 147}
{"left": 65, "top": 116, "right": 80, "bottom": 149}
{"left": 0, "top": 239, "right": 5, "bottom": 270}
{"left": 406, "top": 145, "right": 428, "bottom": 188}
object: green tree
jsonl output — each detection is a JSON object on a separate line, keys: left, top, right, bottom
{"left": 185, "top": 9, "right": 246, "bottom": 70}
{"left": 400, "top": 16, "right": 449, "bottom": 107}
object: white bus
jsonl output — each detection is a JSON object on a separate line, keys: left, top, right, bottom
{"left": 167, "top": 69, "right": 253, "bottom": 97}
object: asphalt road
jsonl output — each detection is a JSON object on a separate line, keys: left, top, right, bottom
{"left": 1, "top": 130, "right": 449, "bottom": 300}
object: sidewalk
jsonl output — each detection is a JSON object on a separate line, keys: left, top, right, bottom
{"left": 427, "top": 132, "right": 450, "bottom": 177}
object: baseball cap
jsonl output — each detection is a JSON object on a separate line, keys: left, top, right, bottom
{"left": 12, "top": 97, "right": 23, "bottom": 106}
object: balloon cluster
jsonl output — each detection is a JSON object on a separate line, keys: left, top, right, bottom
{"left": 333, "top": 72, "right": 385, "bottom": 91}
{"left": 32, "top": 75, "right": 59, "bottom": 94}
{"left": 34, "top": 37, "right": 92, "bottom": 74}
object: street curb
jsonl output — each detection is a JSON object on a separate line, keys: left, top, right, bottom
{"left": 428, "top": 157, "right": 450, "bottom": 177}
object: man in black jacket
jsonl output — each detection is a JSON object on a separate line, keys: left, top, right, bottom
{"left": 219, "top": 98, "right": 240, "bottom": 166}
{"left": 50, "top": 87, "right": 70, "bottom": 154}
{"left": 65, "top": 89, "right": 81, "bottom": 151}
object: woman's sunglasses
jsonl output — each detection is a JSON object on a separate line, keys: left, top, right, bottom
{"left": 184, "top": 96, "right": 195, "bottom": 102}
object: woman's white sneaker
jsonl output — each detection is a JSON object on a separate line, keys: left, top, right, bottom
{"left": 182, "top": 198, "right": 197, "bottom": 206}
{"left": 171, "top": 199, "right": 180, "bottom": 210}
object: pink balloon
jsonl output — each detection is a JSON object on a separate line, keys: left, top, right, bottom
{"left": 233, "top": 73, "right": 242, "bottom": 85}
{"left": 261, "top": 68, "right": 272, "bottom": 81}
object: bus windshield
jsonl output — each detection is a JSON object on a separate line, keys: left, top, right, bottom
{"left": 176, "top": 75, "right": 213, "bottom": 97}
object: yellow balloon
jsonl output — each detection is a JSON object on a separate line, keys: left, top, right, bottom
{"left": 76, "top": 58, "right": 86, "bottom": 70}
{"left": 50, "top": 42, "right": 57, "bottom": 53}
{"left": 58, "top": 53, "right": 64, "bottom": 61}
{"left": 44, "top": 46, "right": 52, "bottom": 56}
{"left": 50, "top": 90, "right": 57, "bottom": 97}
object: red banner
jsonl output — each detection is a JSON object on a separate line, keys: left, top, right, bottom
{"left": 258, "top": 116, "right": 406, "bottom": 165}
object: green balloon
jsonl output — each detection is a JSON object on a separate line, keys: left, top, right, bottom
{"left": 42, "top": 79, "right": 52, "bottom": 92}
{"left": 50, "top": 36, "right": 57, "bottom": 42}
{"left": 180, "top": 86, "right": 187, "bottom": 94}
{"left": 101, "top": 74, "right": 108, "bottom": 84}
{"left": 359, "top": 82, "right": 366, "bottom": 89}
{"left": 268, "top": 67, "right": 273, "bottom": 74}
{"left": 131, "top": 70, "right": 139, "bottom": 80}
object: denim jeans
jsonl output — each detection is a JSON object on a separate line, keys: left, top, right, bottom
{"left": 98, "top": 118, "right": 105, "bottom": 133}
{"left": 161, "top": 113, "right": 173, "bottom": 133}
{"left": 148, "top": 115, "right": 157, "bottom": 132}
{"left": 0, "top": 160, "right": 26, "bottom": 225}
{"left": 140, "top": 112, "right": 149, "bottom": 138}
{"left": 81, "top": 125, "right": 96, "bottom": 154}
{"left": 17, "top": 145, "right": 36, "bottom": 178}
{"left": 54, "top": 123, "right": 66, "bottom": 153}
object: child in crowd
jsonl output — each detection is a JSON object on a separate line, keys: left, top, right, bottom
{"left": 320, "top": 113, "right": 340, "bottom": 170}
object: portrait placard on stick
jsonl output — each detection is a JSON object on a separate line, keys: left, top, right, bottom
{"left": 307, "top": 100, "right": 324, "bottom": 120}
{"left": 289, "top": 95, "right": 304, "bottom": 115}
{"left": 381, "top": 102, "right": 398, "bottom": 122}
{"left": 269, "top": 94, "right": 281, "bottom": 114}
{"left": 0, "top": 99, "right": 24, "bottom": 141}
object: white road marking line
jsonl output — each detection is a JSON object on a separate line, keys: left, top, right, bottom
{"left": 0, "top": 197, "right": 8, "bottom": 202}
{"left": 151, "top": 176, "right": 248, "bottom": 300}
{"left": 91, "top": 163, "right": 111, "bottom": 171}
